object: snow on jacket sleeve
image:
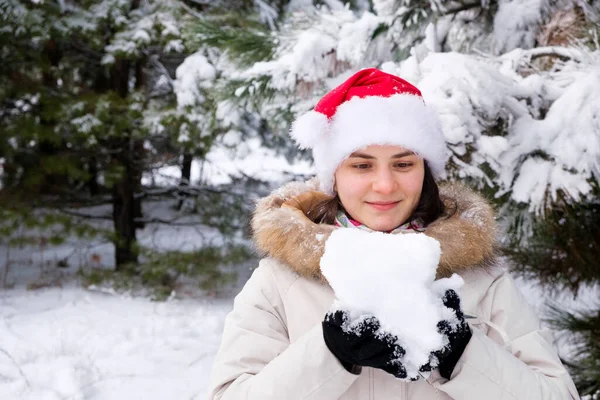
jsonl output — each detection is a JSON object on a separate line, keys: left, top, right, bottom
{"left": 207, "top": 261, "right": 359, "bottom": 400}
{"left": 435, "top": 272, "right": 580, "bottom": 400}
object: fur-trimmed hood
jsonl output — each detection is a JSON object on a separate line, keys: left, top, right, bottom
{"left": 251, "top": 179, "right": 499, "bottom": 281}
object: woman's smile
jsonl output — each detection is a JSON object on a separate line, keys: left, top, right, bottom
{"left": 365, "top": 200, "right": 401, "bottom": 211}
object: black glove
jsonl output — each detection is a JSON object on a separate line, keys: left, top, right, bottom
{"left": 420, "top": 289, "right": 472, "bottom": 379}
{"left": 322, "top": 310, "right": 412, "bottom": 379}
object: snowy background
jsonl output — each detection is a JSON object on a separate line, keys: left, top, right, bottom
{"left": 2, "top": 0, "right": 600, "bottom": 398}
{"left": 0, "top": 144, "right": 307, "bottom": 400}
{"left": 0, "top": 147, "right": 597, "bottom": 400}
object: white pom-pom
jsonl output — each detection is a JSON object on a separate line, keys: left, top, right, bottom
{"left": 289, "top": 110, "right": 328, "bottom": 149}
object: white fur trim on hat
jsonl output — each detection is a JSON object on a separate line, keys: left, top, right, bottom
{"left": 311, "top": 94, "right": 448, "bottom": 194}
{"left": 289, "top": 110, "right": 329, "bottom": 149}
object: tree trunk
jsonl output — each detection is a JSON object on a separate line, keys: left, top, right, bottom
{"left": 109, "top": 0, "right": 145, "bottom": 270}
{"left": 133, "top": 139, "right": 145, "bottom": 230}
{"left": 109, "top": 49, "right": 141, "bottom": 269}
{"left": 177, "top": 152, "right": 193, "bottom": 210}
{"left": 112, "top": 136, "right": 144, "bottom": 269}
{"left": 87, "top": 156, "right": 99, "bottom": 196}
{"left": 112, "top": 166, "right": 137, "bottom": 268}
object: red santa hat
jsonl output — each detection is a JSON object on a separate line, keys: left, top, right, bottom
{"left": 290, "top": 68, "right": 447, "bottom": 194}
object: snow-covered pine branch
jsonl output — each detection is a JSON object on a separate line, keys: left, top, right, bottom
{"left": 179, "top": 0, "right": 599, "bottom": 215}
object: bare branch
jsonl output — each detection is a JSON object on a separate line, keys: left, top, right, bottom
{"left": 442, "top": 1, "right": 482, "bottom": 16}
{"left": 141, "top": 185, "right": 246, "bottom": 198}
{"left": 0, "top": 345, "right": 31, "bottom": 389}
{"left": 498, "top": 46, "right": 585, "bottom": 64}
{"left": 147, "top": 54, "right": 175, "bottom": 87}
{"left": 59, "top": 208, "right": 112, "bottom": 220}
{"left": 525, "top": 46, "right": 583, "bottom": 62}
{"left": 134, "top": 217, "right": 205, "bottom": 226}
{"left": 179, "top": 1, "right": 204, "bottom": 19}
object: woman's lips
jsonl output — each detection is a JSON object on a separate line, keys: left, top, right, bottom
{"left": 366, "top": 201, "right": 400, "bottom": 211}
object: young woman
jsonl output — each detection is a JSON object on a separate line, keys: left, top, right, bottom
{"left": 208, "top": 69, "right": 579, "bottom": 399}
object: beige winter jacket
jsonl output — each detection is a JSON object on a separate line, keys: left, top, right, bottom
{"left": 208, "top": 179, "right": 580, "bottom": 400}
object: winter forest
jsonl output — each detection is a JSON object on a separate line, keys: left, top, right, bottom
{"left": 1, "top": 0, "right": 599, "bottom": 398}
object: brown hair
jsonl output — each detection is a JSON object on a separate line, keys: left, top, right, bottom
{"left": 306, "top": 161, "right": 447, "bottom": 227}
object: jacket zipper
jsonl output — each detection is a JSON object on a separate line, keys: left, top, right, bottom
{"left": 369, "top": 368, "right": 374, "bottom": 400}
{"left": 400, "top": 381, "right": 406, "bottom": 400}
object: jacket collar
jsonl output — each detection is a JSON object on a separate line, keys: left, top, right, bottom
{"left": 251, "top": 179, "right": 499, "bottom": 282}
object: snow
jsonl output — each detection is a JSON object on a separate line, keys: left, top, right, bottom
{"left": 0, "top": 287, "right": 232, "bottom": 400}
{"left": 386, "top": 49, "right": 600, "bottom": 212}
{"left": 173, "top": 52, "right": 217, "bottom": 108}
{"left": 100, "top": 54, "right": 115, "bottom": 65}
{"left": 198, "top": 137, "right": 314, "bottom": 185}
{"left": 510, "top": 158, "right": 553, "bottom": 206}
{"left": 70, "top": 114, "right": 102, "bottom": 134}
{"left": 239, "top": 6, "right": 357, "bottom": 91}
{"left": 158, "top": 13, "right": 180, "bottom": 37}
{"left": 498, "top": 66, "right": 600, "bottom": 210}
{"left": 493, "top": 0, "right": 545, "bottom": 54}
{"left": 141, "top": 135, "right": 314, "bottom": 188}
{"left": 287, "top": 0, "right": 313, "bottom": 11}
{"left": 478, "top": 135, "right": 509, "bottom": 161}
{"left": 244, "top": 29, "right": 338, "bottom": 90}
{"left": 372, "top": 0, "right": 398, "bottom": 17}
{"left": 132, "top": 29, "right": 151, "bottom": 44}
{"left": 254, "top": 0, "right": 278, "bottom": 30}
{"left": 320, "top": 228, "right": 463, "bottom": 379}
{"left": 164, "top": 39, "right": 184, "bottom": 53}
{"left": 97, "top": 2, "right": 187, "bottom": 61}
{"left": 336, "top": 12, "right": 381, "bottom": 65}
{"left": 0, "top": 209, "right": 242, "bottom": 398}
{"left": 105, "top": 39, "right": 137, "bottom": 57}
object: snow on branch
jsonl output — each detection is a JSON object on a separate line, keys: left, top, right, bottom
{"left": 384, "top": 48, "right": 600, "bottom": 213}
{"left": 503, "top": 46, "right": 586, "bottom": 64}
{"left": 172, "top": 0, "right": 599, "bottom": 216}
{"left": 439, "top": 1, "right": 482, "bottom": 16}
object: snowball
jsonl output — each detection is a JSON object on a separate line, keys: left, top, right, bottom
{"left": 320, "top": 228, "right": 464, "bottom": 379}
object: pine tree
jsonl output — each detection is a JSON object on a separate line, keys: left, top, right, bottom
{"left": 0, "top": 0, "right": 294, "bottom": 295}
{"left": 506, "top": 169, "right": 600, "bottom": 399}
{"left": 1, "top": 0, "right": 192, "bottom": 268}
{"left": 0, "top": 1, "right": 257, "bottom": 274}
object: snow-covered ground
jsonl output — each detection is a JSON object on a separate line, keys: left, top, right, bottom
{"left": 0, "top": 286, "right": 233, "bottom": 400}
{"left": 0, "top": 197, "right": 244, "bottom": 399}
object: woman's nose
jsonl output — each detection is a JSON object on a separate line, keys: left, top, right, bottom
{"left": 371, "top": 168, "right": 397, "bottom": 194}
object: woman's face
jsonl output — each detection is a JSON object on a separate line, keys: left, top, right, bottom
{"left": 334, "top": 145, "right": 425, "bottom": 232}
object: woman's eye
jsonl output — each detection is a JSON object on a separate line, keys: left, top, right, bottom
{"left": 395, "top": 162, "right": 413, "bottom": 169}
{"left": 352, "top": 164, "right": 371, "bottom": 170}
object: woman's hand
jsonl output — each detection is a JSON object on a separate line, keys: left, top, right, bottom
{"left": 420, "top": 289, "right": 472, "bottom": 379}
{"left": 322, "top": 310, "right": 413, "bottom": 379}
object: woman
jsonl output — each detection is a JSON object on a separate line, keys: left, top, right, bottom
{"left": 208, "top": 69, "right": 579, "bottom": 399}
